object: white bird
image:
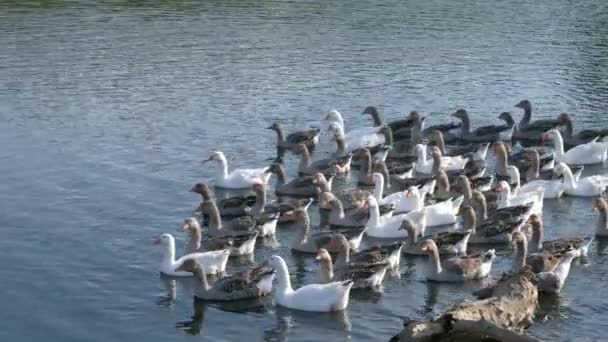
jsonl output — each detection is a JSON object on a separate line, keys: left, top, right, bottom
{"left": 268, "top": 255, "right": 354, "bottom": 312}
{"left": 554, "top": 162, "right": 608, "bottom": 196}
{"left": 543, "top": 129, "right": 607, "bottom": 165}
{"left": 365, "top": 195, "right": 426, "bottom": 238}
{"left": 413, "top": 144, "right": 468, "bottom": 175}
{"left": 204, "top": 151, "right": 269, "bottom": 189}
{"left": 156, "top": 234, "right": 230, "bottom": 277}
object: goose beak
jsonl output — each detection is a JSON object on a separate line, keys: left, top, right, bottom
{"left": 266, "top": 125, "right": 273, "bottom": 130}
{"left": 189, "top": 186, "right": 196, "bottom": 192}
{"left": 183, "top": 224, "right": 189, "bottom": 230}
{"left": 154, "top": 239, "right": 161, "bottom": 245}
{"left": 406, "top": 190, "right": 413, "bottom": 198}
{"left": 593, "top": 204, "right": 599, "bottom": 212}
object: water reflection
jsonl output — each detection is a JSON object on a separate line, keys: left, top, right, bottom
{"left": 595, "top": 237, "right": 608, "bottom": 255}
{"left": 157, "top": 277, "right": 176, "bottom": 307}
{"left": 264, "top": 307, "right": 351, "bottom": 341}
{"left": 423, "top": 282, "right": 440, "bottom": 314}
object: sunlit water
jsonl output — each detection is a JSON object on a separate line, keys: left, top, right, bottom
{"left": 1, "top": 1, "right": 608, "bottom": 341}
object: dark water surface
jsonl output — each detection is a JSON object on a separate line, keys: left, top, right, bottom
{"left": 2, "top": 1, "right": 608, "bottom": 341}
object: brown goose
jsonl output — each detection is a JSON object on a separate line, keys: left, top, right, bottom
{"left": 190, "top": 183, "right": 255, "bottom": 217}
{"left": 511, "top": 231, "right": 561, "bottom": 274}
{"left": 295, "top": 143, "right": 351, "bottom": 176}
{"left": 266, "top": 164, "right": 332, "bottom": 197}
{"left": 594, "top": 198, "right": 608, "bottom": 238}
{"left": 315, "top": 248, "right": 390, "bottom": 289}
{"left": 267, "top": 122, "right": 320, "bottom": 152}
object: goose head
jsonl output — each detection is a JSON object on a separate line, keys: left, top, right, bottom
{"left": 429, "top": 130, "right": 444, "bottom": 145}
{"left": 324, "top": 110, "right": 342, "bottom": 122}
{"left": 266, "top": 163, "right": 284, "bottom": 175}
{"left": 267, "top": 255, "right": 287, "bottom": 270}
{"left": 154, "top": 233, "right": 175, "bottom": 249}
{"left": 408, "top": 111, "right": 421, "bottom": 121}
{"left": 252, "top": 182, "right": 265, "bottom": 193}
{"left": 354, "top": 148, "right": 371, "bottom": 161}
{"left": 367, "top": 194, "right": 379, "bottom": 208}
{"left": 419, "top": 239, "right": 439, "bottom": 256}
{"left": 553, "top": 162, "right": 567, "bottom": 176}
{"left": 498, "top": 112, "right": 515, "bottom": 126}
{"left": 327, "top": 122, "right": 345, "bottom": 140}
{"left": 593, "top": 197, "right": 608, "bottom": 212}
{"left": 558, "top": 113, "right": 572, "bottom": 125}
{"left": 292, "top": 208, "right": 310, "bottom": 226}
{"left": 451, "top": 109, "right": 468, "bottom": 120}
{"left": 183, "top": 217, "right": 202, "bottom": 233}
{"left": 315, "top": 248, "right": 333, "bottom": 264}
{"left": 267, "top": 122, "right": 283, "bottom": 132}
{"left": 204, "top": 151, "right": 226, "bottom": 163}
{"left": 542, "top": 129, "right": 561, "bottom": 142}
{"left": 515, "top": 99, "right": 531, "bottom": 111}
{"left": 510, "top": 231, "right": 527, "bottom": 248}
{"left": 491, "top": 141, "right": 505, "bottom": 156}
{"left": 482, "top": 249, "right": 496, "bottom": 263}
{"left": 397, "top": 219, "right": 418, "bottom": 237}
{"left": 405, "top": 186, "right": 418, "bottom": 198}
{"left": 506, "top": 166, "right": 521, "bottom": 184}
{"left": 436, "top": 169, "right": 450, "bottom": 192}
{"left": 190, "top": 183, "right": 211, "bottom": 199}
{"left": 362, "top": 106, "right": 380, "bottom": 116}
{"left": 493, "top": 181, "right": 511, "bottom": 194}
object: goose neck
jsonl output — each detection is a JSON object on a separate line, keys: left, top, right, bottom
{"left": 274, "top": 165, "right": 286, "bottom": 185}
{"left": 370, "top": 111, "right": 382, "bottom": 127}
{"left": 521, "top": 106, "right": 532, "bottom": 126}
{"left": 252, "top": 188, "right": 266, "bottom": 215}
{"left": 206, "top": 202, "right": 223, "bottom": 234}
{"left": 298, "top": 147, "right": 311, "bottom": 170}
{"left": 551, "top": 132, "right": 566, "bottom": 158}
{"left": 274, "top": 259, "right": 293, "bottom": 294}
{"left": 427, "top": 247, "right": 443, "bottom": 275}
{"left": 368, "top": 200, "right": 381, "bottom": 227}
{"left": 434, "top": 134, "right": 446, "bottom": 155}
{"left": 186, "top": 228, "right": 202, "bottom": 254}
{"left": 561, "top": 166, "right": 576, "bottom": 188}
{"left": 514, "top": 240, "right": 527, "bottom": 272}
{"left": 463, "top": 210, "right": 477, "bottom": 233}
{"left": 530, "top": 221, "right": 543, "bottom": 251}
{"left": 597, "top": 209, "right": 608, "bottom": 234}
{"left": 496, "top": 145, "right": 508, "bottom": 175}
{"left": 317, "top": 259, "right": 334, "bottom": 283}
{"left": 373, "top": 175, "right": 384, "bottom": 200}
{"left": 460, "top": 114, "right": 471, "bottom": 135}
{"left": 274, "top": 126, "right": 285, "bottom": 143}
{"left": 336, "top": 137, "right": 346, "bottom": 154}
{"left": 217, "top": 156, "right": 229, "bottom": 178}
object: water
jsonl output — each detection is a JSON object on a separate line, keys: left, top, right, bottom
{"left": 1, "top": 0, "right": 608, "bottom": 341}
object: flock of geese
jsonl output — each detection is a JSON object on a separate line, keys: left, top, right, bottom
{"left": 156, "top": 100, "right": 608, "bottom": 314}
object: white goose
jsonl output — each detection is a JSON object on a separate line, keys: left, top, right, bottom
{"left": 371, "top": 172, "right": 423, "bottom": 214}
{"left": 413, "top": 144, "right": 468, "bottom": 175}
{"left": 324, "top": 110, "right": 380, "bottom": 137}
{"left": 268, "top": 255, "right": 354, "bottom": 312}
{"left": 156, "top": 234, "right": 230, "bottom": 277}
{"left": 327, "top": 122, "right": 386, "bottom": 153}
{"left": 554, "top": 162, "right": 608, "bottom": 196}
{"left": 365, "top": 195, "right": 427, "bottom": 238}
{"left": 403, "top": 180, "right": 463, "bottom": 227}
{"left": 495, "top": 181, "right": 543, "bottom": 215}
{"left": 510, "top": 165, "right": 565, "bottom": 199}
{"left": 204, "top": 151, "right": 269, "bottom": 189}
{"left": 543, "top": 129, "right": 607, "bottom": 165}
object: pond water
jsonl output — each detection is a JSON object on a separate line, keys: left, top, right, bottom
{"left": 1, "top": 0, "right": 608, "bottom": 341}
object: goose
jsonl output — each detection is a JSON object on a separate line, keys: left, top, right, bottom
{"left": 451, "top": 109, "right": 515, "bottom": 143}
{"left": 295, "top": 143, "right": 351, "bottom": 176}
{"left": 403, "top": 180, "right": 464, "bottom": 227}
{"left": 267, "top": 164, "right": 333, "bottom": 197}
{"left": 511, "top": 231, "right": 562, "bottom": 274}
{"left": 515, "top": 100, "right": 563, "bottom": 133}
{"left": 324, "top": 109, "right": 380, "bottom": 137}
{"left": 194, "top": 197, "right": 276, "bottom": 238}
{"left": 316, "top": 248, "right": 390, "bottom": 289}
{"left": 536, "top": 249, "right": 578, "bottom": 293}
{"left": 330, "top": 234, "right": 404, "bottom": 269}
{"left": 413, "top": 144, "right": 468, "bottom": 175}
{"left": 459, "top": 205, "right": 528, "bottom": 244}
{"left": 183, "top": 217, "right": 259, "bottom": 256}
{"left": 428, "top": 130, "right": 489, "bottom": 161}
{"left": 322, "top": 192, "right": 371, "bottom": 228}
{"left": 493, "top": 142, "right": 512, "bottom": 183}
{"left": 514, "top": 162, "right": 565, "bottom": 199}
{"left": 527, "top": 214, "right": 593, "bottom": 258}
{"left": 392, "top": 113, "right": 425, "bottom": 143}
{"left": 190, "top": 183, "right": 256, "bottom": 217}
{"left": 363, "top": 106, "right": 417, "bottom": 133}
{"left": 399, "top": 219, "right": 471, "bottom": 256}
{"left": 328, "top": 122, "right": 391, "bottom": 154}
{"left": 419, "top": 239, "right": 496, "bottom": 282}
{"left": 365, "top": 195, "right": 427, "bottom": 238}
{"left": 470, "top": 190, "right": 534, "bottom": 223}
{"left": 593, "top": 198, "right": 608, "bottom": 238}
{"left": 267, "top": 122, "right": 320, "bottom": 153}
{"left": 268, "top": 255, "right": 354, "bottom": 312}
{"left": 371, "top": 172, "right": 424, "bottom": 214}
{"left": 542, "top": 129, "right": 607, "bottom": 165}
{"left": 558, "top": 113, "right": 608, "bottom": 149}
{"left": 204, "top": 151, "right": 269, "bottom": 189}
{"left": 290, "top": 208, "right": 365, "bottom": 253}
{"left": 494, "top": 181, "right": 544, "bottom": 215}
{"left": 155, "top": 233, "right": 230, "bottom": 277}
{"left": 554, "top": 162, "right": 608, "bottom": 196}
{"left": 430, "top": 146, "right": 486, "bottom": 181}
{"left": 511, "top": 148, "right": 555, "bottom": 180}
{"left": 191, "top": 261, "right": 275, "bottom": 301}
{"left": 271, "top": 198, "right": 314, "bottom": 223}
